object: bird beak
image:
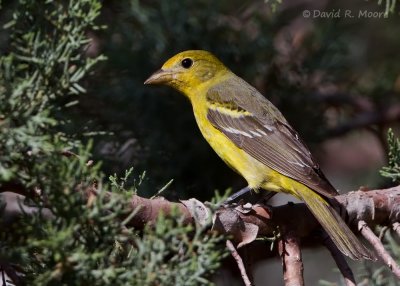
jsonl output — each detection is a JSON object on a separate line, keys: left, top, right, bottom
{"left": 144, "top": 69, "right": 171, "bottom": 85}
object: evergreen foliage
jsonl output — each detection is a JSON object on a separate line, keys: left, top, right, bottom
{"left": 0, "top": 1, "right": 224, "bottom": 285}
{"left": 381, "top": 129, "right": 400, "bottom": 183}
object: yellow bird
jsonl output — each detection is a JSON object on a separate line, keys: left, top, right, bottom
{"left": 145, "top": 50, "right": 374, "bottom": 260}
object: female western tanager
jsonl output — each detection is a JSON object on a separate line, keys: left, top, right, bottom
{"left": 145, "top": 50, "right": 374, "bottom": 260}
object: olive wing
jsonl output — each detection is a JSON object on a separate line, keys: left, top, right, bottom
{"left": 206, "top": 77, "right": 337, "bottom": 198}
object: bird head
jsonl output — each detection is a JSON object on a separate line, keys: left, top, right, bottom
{"left": 144, "top": 50, "right": 228, "bottom": 97}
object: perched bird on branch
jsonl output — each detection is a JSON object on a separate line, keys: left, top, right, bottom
{"left": 145, "top": 50, "right": 375, "bottom": 260}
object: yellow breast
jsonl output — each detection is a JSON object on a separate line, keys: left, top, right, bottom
{"left": 189, "top": 91, "right": 273, "bottom": 190}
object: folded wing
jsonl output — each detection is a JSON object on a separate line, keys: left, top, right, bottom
{"left": 206, "top": 76, "right": 337, "bottom": 198}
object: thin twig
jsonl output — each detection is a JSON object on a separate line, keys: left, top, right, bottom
{"left": 60, "top": 149, "right": 80, "bottom": 158}
{"left": 359, "top": 220, "right": 400, "bottom": 279}
{"left": 321, "top": 232, "right": 356, "bottom": 286}
{"left": 226, "top": 240, "right": 253, "bottom": 286}
{"left": 1, "top": 267, "right": 6, "bottom": 286}
{"left": 242, "top": 246, "right": 255, "bottom": 283}
{"left": 379, "top": 226, "right": 389, "bottom": 240}
{"left": 0, "top": 262, "right": 22, "bottom": 286}
{"left": 326, "top": 104, "right": 400, "bottom": 137}
{"left": 150, "top": 179, "right": 173, "bottom": 199}
{"left": 278, "top": 231, "right": 304, "bottom": 286}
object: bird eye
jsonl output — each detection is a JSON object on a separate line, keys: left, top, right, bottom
{"left": 181, "top": 58, "right": 193, "bottom": 69}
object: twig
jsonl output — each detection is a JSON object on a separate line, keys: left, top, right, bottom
{"left": 379, "top": 226, "right": 389, "bottom": 240}
{"left": 150, "top": 179, "right": 173, "bottom": 199}
{"left": 1, "top": 267, "right": 6, "bottom": 286}
{"left": 393, "top": 222, "right": 400, "bottom": 238}
{"left": 358, "top": 220, "right": 400, "bottom": 279}
{"left": 242, "top": 246, "right": 255, "bottom": 283}
{"left": 0, "top": 262, "right": 22, "bottom": 286}
{"left": 278, "top": 231, "right": 304, "bottom": 286}
{"left": 326, "top": 104, "right": 400, "bottom": 137}
{"left": 321, "top": 232, "right": 356, "bottom": 286}
{"left": 60, "top": 149, "right": 80, "bottom": 158}
{"left": 226, "top": 240, "right": 253, "bottom": 286}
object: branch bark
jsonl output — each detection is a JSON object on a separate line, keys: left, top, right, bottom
{"left": 359, "top": 220, "right": 400, "bottom": 280}
{"left": 2, "top": 184, "right": 400, "bottom": 283}
{"left": 278, "top": 231, "right": 304, "bottom": 286}
{"left": 226, "top": 240, "right": 253, "bottom": 286}
{"left": 121, "top": 186, "right": 400, "bottom": 240}
{"left": 2, "top": 185, "right": 399, "bottom": 244}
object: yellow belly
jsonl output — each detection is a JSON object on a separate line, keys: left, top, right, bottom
{"left": 191, "top": 99, "right": 289, "bottom": 193}
{"left": 200, "top": 120, "right": 268, "bottom": 189}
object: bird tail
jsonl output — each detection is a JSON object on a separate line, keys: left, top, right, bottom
{"left": 294, "top": 185, "right": 375, "bottom": 260}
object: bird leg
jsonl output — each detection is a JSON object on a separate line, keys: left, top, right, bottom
{"left": 224, "top": 186, "right": 253, "bottom": 204}
{"left": 224, "top": 186, "right": 276, "bottom": 205}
